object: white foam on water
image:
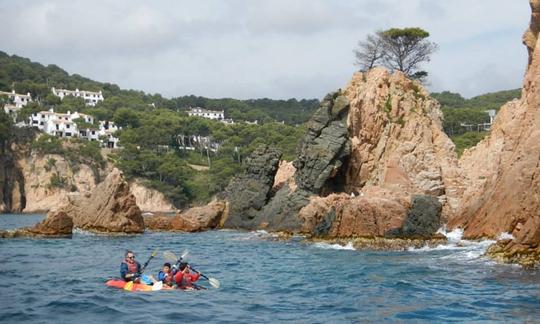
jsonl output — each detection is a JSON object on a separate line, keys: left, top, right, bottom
{"left": 498, "top": 232, "right": 515, "bottom": 240}
{"left": 72, "top": 228, "right": 96, "bottom": 236}
{"left": 409, "top": 226, "right": 496, "bottom": 262}
{"left": 312, "top": 241, "right": 356, "bottom": 251}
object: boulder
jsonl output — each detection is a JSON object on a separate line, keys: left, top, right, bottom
{"left": 47, "top": 168, "right": 144, "bottom": 233}
{"left": 170, "top": 200, "right": 226, "bottom": 232}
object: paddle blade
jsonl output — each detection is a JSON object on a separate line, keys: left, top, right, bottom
{"left": 180, "top": 249, "right": 189, "bottom": 260}
{"left": 152, "top": 281, "right": 163, "bottom": 291}
{"left": 208, "top": 277, "right": 220, "bottom": 289}
{"left": 151, "top": 249, "right": 158, "bottom": 257}
{"left": 163, "top": 251, "right": 178, "bottom": 262}
{"left": 123, "top": 281, "right": 134, "bottom": 291}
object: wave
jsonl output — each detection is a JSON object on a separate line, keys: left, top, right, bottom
{"left": 312, "top": 241, "right": 356, "bottom": 251}
{"left": 72, "top": 228, "right": 96, "bottom": 236}
{"left": 408, "top": 226, "right": 497, "bottom": 262}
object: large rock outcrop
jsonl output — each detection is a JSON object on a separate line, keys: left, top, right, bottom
{"left": 343, "top": 68, "right": 462, "bottom": 217}
{"left": 447, "top": 0, "right": 540, "bottom": 266}
{"left": 47, "top": 168, "right": 144, "bottom": 233}
{"left": 248, "top": 91, "right": 351, "bottom": 232}
{"left": 130, "top": 180, "right": 177, "bottom": 213}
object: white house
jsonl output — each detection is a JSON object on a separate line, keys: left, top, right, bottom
{"left": 187, "top": 107, "right": 225, "bottom": 120}
{"left": 0, "top": 90, "right": 32, "bottom": 108}
{"left": 29, "top": 108, "right": 121, "bottom": 148}
{"left": 51, "top": 87, "right": 104, "bottom": 106}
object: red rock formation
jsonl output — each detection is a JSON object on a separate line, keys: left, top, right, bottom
{"left": 48, "top": 168, "right": 144, "bottom": 233}
{"left": 449, "top": 0, "right": 540, "bottom": 243}
{"left": 343, "top": 68, "right": 462, "bottom": 218}
{"left": 170, "top": 200, "right": 226, "bottom": 232}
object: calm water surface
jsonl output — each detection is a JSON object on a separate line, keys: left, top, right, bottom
{"left": 0, "top": 214, "right": 539, "bottom": 323}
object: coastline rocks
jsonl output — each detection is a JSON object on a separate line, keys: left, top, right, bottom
{"left": 298, "top": 188, "right": 441, "bottom": 239}
{"left": 247, "top": 92, "right": 351, "bottom": 232}
{"left": 144, "top": 214, "right": 173, "bottom": 231}
{"left": 0, "top": 210, "right": 73, "bottom": 238}
{"left": 48, "top": 168, "right": 144, "bottom": 233}
{"left": 170, "top": 200, "right": 226, "bottom": 232}
{"left": 222, "top": 145, "right": 282, "bottom": 228}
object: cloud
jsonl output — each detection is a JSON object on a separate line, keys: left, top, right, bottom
{"left": 0, "top": 0, "right": 531, "bottom": 99}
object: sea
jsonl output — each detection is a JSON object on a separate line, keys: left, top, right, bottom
{"left": 0, "top": 214, "right": 539, "bottom": 323}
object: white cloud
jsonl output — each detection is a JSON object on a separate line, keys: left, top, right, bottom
{"left": 0, "top": 0, "right": 531, "bottom": 99}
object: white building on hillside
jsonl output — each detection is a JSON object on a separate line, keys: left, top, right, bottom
{"left": 0, "top": 90, "right": 32, "bottom": 108}
{"left": 29, "top": 108, "right": 121, "bottom": 148}
{"left": 51, "top": 87, "right": 104, "bottom": 106}
{"left": 187, "top": 107, "right": 224, "bottom": 120}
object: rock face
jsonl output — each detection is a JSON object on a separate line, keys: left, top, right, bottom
{"left": 170, "top": 200, "right": 226, "bottom": 232}
{"left": 222, "top": 145, "right": 282, "bottom": 228}
{"left": 48, "top": 168, "right": 144, "bottom": 233}
{"left": 130, "top": 180, "right": 177, "bottom": 213}
{"left": 343, "top": 68, "right": 462, "bottom": 216}
{"left": 0, "top": 147, "right": 25, "bottom": 213}
{"left": 248, "top": 91, "right": 351, "bottom": 232}
{"left": 447, "top": 0, "right": 540, "bottom": 266}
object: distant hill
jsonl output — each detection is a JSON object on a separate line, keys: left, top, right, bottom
{"left": 431, "top": 89, "right": 521, "bottom": 110}
{"left": 0, "top": 51, "right": 318, "bottom": 124}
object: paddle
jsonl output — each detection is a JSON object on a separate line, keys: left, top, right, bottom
{"left": 163, "top": 250, "right": 221, "bottom": 289}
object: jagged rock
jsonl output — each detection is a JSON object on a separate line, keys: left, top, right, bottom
{"left": 47, "top": 168, "right": 144, "bottom": 233}
{"left": 293, "top": 91, "right": 350, "bottom": 194}
{"left": 222, "top": 145, "right": 282, "bottom": 228}
{"left": 144, "top": 214, "right": 173, "bottom": 230}
{"left": 170, "top": 200, "right": 226, "bottom": 232}
{"left": 0, "top": 142, "right": 26, "bottom": 213}
{"left": 386, "top": 195, "right": 442, "bottom": 238}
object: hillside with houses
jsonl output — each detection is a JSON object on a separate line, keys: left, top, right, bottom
{"left": 0, "top": 51, "right": 520, "bottom": 207}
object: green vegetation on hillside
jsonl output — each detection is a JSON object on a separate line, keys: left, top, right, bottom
{"left": 0, "top": 51, "right": 312, "bottom": 208}
{"left": 431, "top": 88, "right": 520, "bottom": 154}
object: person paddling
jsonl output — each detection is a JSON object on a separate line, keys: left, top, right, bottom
{"left": 157, "top": 262, "right": 176, "bottom": 287}
{"left": 174, "top": 262, "right": 200, "bottom": 289}
{"left": 121, "top": 250, "right": 142, "bottom": 283}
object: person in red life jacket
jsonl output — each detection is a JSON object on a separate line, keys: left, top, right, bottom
{"left": 174, "top": 262, "right": 200, "bottom": 289}
{"left": 120, "top": 250, "right": 142, "bottom": 282}
{"left": 157, "top": 262, "right": 176, "bottom": 287}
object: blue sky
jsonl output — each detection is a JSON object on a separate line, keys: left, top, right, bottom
{"left": 0, "top": 0, "right": 531, "bottom": 99}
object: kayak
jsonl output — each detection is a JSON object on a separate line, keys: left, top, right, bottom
{"left": 105, "top": 279, "right": 199, "bottom": 291}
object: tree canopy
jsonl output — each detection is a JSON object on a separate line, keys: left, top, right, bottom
{"left": 354, "top": 27, "right": 438, "bottom": 81}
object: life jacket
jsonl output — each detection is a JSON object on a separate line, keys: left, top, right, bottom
{"left": 160, "top": 271, "right": 174, "bottom": 285}
{"left": 175, "top": 270, "right": 199, "bottom": 288}
{"left": 123, "top": 260, "right": 139, "bottom": 274}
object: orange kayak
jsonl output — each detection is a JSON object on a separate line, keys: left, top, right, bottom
{"left": 105, "top": 279, "right": 196, "bottom": 291}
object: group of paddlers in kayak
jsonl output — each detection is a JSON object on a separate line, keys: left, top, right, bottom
{"left": 121, "top": 250, "right": 201, "bottom": 289}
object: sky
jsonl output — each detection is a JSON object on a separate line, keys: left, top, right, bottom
{"left": 0, "top": 0, "right": 531, "bottom": 100}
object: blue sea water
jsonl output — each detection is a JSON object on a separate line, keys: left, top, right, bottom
{"left": 0, "top": 214, "right": 539, "bottom": 323}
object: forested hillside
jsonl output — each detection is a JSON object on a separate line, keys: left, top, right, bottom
{"left": 0, "top": 51, "right": 311, "bottom": 207}
{"left": 431, "top": 89, "right": 521, "bottom": 155}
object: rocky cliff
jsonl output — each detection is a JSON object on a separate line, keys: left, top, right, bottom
{"left": 447, "top": 0, "right": 540, "bottom": 266}
{"left": 0, "top": 148, "right": 175, "bottom": 214}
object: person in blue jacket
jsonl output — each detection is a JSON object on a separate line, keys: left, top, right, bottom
{"left": 121, "top": 250, "right": 142, "bottom": 282}
{"left": 157, "top": 262, "right": 177, "bottom": 287}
